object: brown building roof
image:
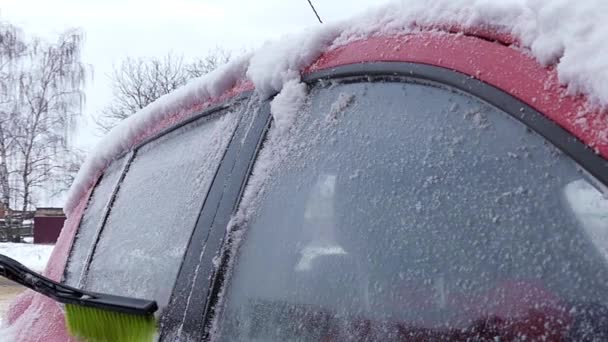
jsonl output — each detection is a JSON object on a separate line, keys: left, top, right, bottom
{"left": 34, "top": 207, "right": 65, "bottom": 218}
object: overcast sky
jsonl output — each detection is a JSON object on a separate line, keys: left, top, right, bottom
{"left": 1, "top": 0, "right": 380, "bottom": 151}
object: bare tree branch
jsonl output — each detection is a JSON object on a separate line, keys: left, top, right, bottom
{"left": 186, "top": 47, "right": 231, "bottom": 78}
{"left": 95, "top": 48, "right": 231, "bottom": 134}
{"left": 0, "top": 21, "right": 86, "bottom": 241}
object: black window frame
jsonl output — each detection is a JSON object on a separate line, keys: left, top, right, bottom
{"left": 158, "top": 98, "right": 272, "bottom": 339}
{"left": 190, "top": 62, "right": 608, "bottom": 342}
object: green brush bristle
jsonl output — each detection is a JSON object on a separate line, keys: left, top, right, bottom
{"left": 64, "top": 304, "right": 156, "bottom": 342}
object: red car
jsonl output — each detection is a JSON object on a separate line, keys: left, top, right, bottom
{"left": 4, "top": 4, "right": 608, "bottom": 341}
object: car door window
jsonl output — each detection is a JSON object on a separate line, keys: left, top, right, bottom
{"left": 71, "top": 106, "right": 240, "bottom": 309}
{"left": 215, "top": 80, "right": 608, "bottom": 341}
{"left": 64, "top": 155, "right": 128, "bottom": 285}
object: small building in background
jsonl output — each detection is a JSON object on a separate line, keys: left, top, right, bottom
{"left": 33, "top": 208, "right": 66, "bottom": 244}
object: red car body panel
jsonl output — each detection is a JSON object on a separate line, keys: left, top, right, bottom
{"left": 6, "top": 29, "right": 607, "bottom": 341}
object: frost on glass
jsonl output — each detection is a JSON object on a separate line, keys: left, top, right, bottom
{"left": 295, "top": 174, "right": 347, "bottom": 272}
{"left": 83, "top": 109, "right": 238, "bottom": 308}
{"left": 564, "top": 179, "right": 608, "bottom": 259}
{"left": 217, "top": 81, "right": 608, "bottom": 341}
{"left": 64, "top": 156, "right": 128, "bottom": 286}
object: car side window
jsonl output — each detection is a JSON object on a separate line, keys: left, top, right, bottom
{"left": 68, "top": 106, "right": 240, "bottom": 309}
{"left": 64, "top": 156, "right": 128, "bottom": 285}
{"left": 214, "top": 80, "right": 608, "bottom": 341}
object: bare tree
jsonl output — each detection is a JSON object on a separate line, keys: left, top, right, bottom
{"left": 96, "top": 49, "right": 231, "bottom": 133}
{"left": 0, "top": 23, "right": 26, "bottom": 213}
{"left": 95, "top": 53, "right": 188, "bottom": 132}
{"left": 0, "top": 22, "right": 24, "bottom": 241}
{"left": 52, "top": 148, "right": 85, "bottom": 197}
{"left": 0, "top": 22, "right": 86, "bottom": 241}
{"left": 186, "top": 47, "right": 231, "bottom": 78}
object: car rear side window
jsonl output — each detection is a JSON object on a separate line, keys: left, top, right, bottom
{"left": 64, "top": 156, "right": 128, "bottom": 286}
{"left": 74, "top": 107, "right": 239, "bottom": 308}
{"left": 216, "top": 80, "right": 608, "bottom": 341}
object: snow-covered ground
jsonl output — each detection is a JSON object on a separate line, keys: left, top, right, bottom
{"left": 0, "top": 242, "right": 54, "bottom": 273}
{"left": 0, "top": 243, "right": 54, "bottom": 323}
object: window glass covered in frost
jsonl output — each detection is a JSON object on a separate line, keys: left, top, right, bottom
{"left": 64, "top": 156, "right": 128, "bottom": 285}
{"left": 217, "top": 80, "right": 608, "bottom": 341}
{"left": 74, "top": 108, "right": 239, "bottom": 308}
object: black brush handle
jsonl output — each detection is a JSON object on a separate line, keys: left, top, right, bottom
{"left": 0, "top": 253, "right": 157, "bottom": 315}
{"left": 0, "top": 254, "right": 82, "bottom": 298}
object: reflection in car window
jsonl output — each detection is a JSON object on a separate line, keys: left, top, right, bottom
{"left": 217, "top": 80, "right": 608, "bottom": 341}
{"left": 80, "top": 108, "right": 239, "bottom": 308}
{"left": 564, "top": 179, "right": 608, "bottom": 259}
{"left": 64, "top": 156, "right": 128, "bottom": 286}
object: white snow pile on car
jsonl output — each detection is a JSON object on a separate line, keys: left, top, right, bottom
{"left": 66, "top": 0, "right": 608, "bottom": 217}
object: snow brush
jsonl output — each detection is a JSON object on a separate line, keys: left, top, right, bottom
{"left": 0, "top": 253, "right": 158, "bottom": 341}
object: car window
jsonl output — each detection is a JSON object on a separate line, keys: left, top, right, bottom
{"left": 77, "top": 107, "right": 240, "bottom": 308}
{"left": 216, "top": 80, "right": 608, "bottom": 341}
{"left": 64, "top": 156, "right": 128, "bottom": 286}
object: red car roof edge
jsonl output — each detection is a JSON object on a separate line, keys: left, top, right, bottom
{"left": 129, "top": 25, "right": 517, "bottom": 149}
{"left": 98, "top": 26, "right": 605, "bottom": 165}
{"left": 438, "top": 24, "right": 519, "bottom": 45}
{"left": 127, "top": 79, "right": 255, "bottom": 149}
{"left": 306, "top": 32, "right": 608, "bottom": 161}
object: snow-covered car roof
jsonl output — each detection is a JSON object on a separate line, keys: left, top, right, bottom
{"left": 67, "top": 0, "right": 608, "bottom": 217}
